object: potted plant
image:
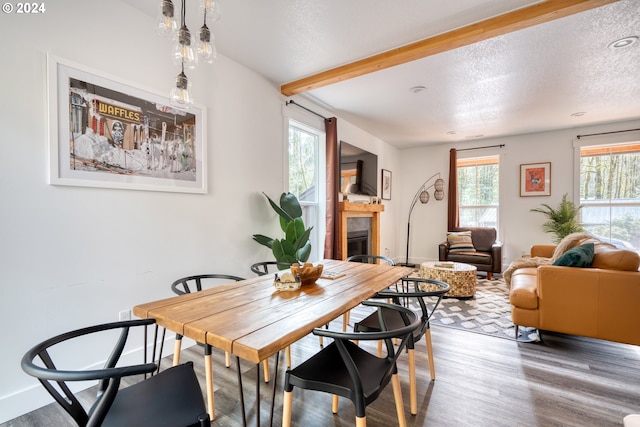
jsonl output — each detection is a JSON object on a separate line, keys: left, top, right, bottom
{"left": 253, "top": 192, "right": 313, "bottom": 267}
{"left": 530, "top": 193, "right": 584, "bottom": 243}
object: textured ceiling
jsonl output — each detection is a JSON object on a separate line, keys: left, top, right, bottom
{"left": 123, "top": 0, "right": 640, "bottom": 148}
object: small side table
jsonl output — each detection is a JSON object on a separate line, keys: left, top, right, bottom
{"left": 419, "top": 261, "right": 477, "bottom": 298}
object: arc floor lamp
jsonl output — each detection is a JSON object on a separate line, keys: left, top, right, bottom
{"left": 401, "top": 172, "right": 445, "bottom": 267}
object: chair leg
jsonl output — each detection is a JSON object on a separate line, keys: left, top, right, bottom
{"left": 225, "top": 351, "right": 231, "bottom": 368}
{"left": 343, "top": 311, "right": 350, "bottom": 331}
{"left": 391, "top": 373, "right": 407, "bottom": 427}
{"left": 204, "top": 346, "right": 215, "bottom": 420}
{"left": 282, "top": 390, "right": 293, "bottom": 427}
{"left": 263, "top": 359, "right": 270, "bottom": 383}
{"left": 425, "top": 328, "right": 436, "bottom": 381}
{"left": 487, "top": 271, "right": 493, "bottom": 280}
{"left": 286, "top": 345, "right": 291, "bottom": 368}
{"left": 377, "top": 340, "right": 383, "bottom": 357}
{"left": 173, "top": 337, "right": 182, "bottom": 366}
{"left": 408, "top": 348, "right": 417, "bottom": 415}
{"left": 356, "top": 416, "right": 366, "bottom": 427}
{"left": 332, "top": 395, "right": 339, "bottom": 413}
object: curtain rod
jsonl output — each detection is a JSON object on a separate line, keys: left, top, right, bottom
{"left": 576, "top": 128, "right": 640, "bottom": 139}
{"left": 285, "top": 100, "right": 331, "bottom": 122}
{"left": 456, "top": 144, "right": 505, "bottom": 152}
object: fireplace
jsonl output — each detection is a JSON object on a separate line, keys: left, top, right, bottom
{"left": 338, "top": 201, "right": 384, "bottom": 260}
{"left": 346, "top": 217, "right": 371, "bottom": 258}
{"left": 347, "top": 230, "right": 369, "bottom": 258}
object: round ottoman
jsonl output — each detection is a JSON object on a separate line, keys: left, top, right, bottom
{"left": 419, "top": 261, "right": 477, "bottom": 298}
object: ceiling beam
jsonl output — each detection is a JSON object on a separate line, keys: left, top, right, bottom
{"left": 280, "top": 0, "right": 618, "bottom": 96}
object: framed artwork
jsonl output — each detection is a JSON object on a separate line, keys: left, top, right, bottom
{"left": 381, "top": 169, "right": 392, "bottom": 200}
{"left": 47, "top": 55, "right": 207, "bottom": 193}
{"left": 520, "top": 162, "right": 551, "bottom": 197}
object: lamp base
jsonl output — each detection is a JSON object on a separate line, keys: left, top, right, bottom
{"left": 397, "top": 262, "right": 416, "bottom": 268}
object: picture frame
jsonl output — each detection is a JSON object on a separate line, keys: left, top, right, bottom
{"left": 47, "top": 55, "right": 207, "bottom": 193}
{"left": 520, "top": 162, "right": 551, "bottom": 197}
{"left": 381, "top": 169, "right": 392, "bottom": 200}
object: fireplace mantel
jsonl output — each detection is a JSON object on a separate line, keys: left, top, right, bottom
{"left": 338, "top": 202, "right": 384, "bottom": 260}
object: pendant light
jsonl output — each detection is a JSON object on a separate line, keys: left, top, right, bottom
{"left": 157, "top": 0, "right": 178, "bottom": 38}
{"left": 198, "top": 12, "right": 216, "bottom": 64}
{"left": 170, "top": 61, "right": 193, "bottom": 107}
{"left": 173, "top": 0, "right": 197, "bottom": 69}
{"left": 201, "top": 0, "right": 221, "bottom": 21}
{"left": 159, "top": 0, "right": 220, "bottom": 104}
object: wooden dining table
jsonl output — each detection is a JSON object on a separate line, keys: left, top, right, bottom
{"left": 133, "top": 259, "right": 414, "bottom": 425}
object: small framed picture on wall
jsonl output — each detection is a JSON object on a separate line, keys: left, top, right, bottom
{"left": 520, "top": 162, "right": 551, "bottom": 197}
{"left": 381, "top": 169, "right": 392, "bottom": 200}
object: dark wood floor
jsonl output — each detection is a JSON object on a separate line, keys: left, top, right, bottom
{"left": 5, "top": 308, "right": 640, "bottom": 427}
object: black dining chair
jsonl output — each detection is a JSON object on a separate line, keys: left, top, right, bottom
{"left": 282, "top": 300, "right": 421, "bottom": 427}
{"left": 21, "top": 319, "right": 209, "bottom": 427}
{"left": 170, "top": 273, "right": 249, "bottom": 418}
{"left": 354, "top": 277, "right": 449, "bottom": 415}
{"left": 170, "top": 273, "right": 245, "bottom": 368}
{"left": 343, "top": 255, "right": 396, "bottom": 331}
{"left": 250, "top": 261, "right": 293, "bottom": 276}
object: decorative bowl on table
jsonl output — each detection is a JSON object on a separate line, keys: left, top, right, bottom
{"left": 273, "top": 272, "right": 301, "bottom": 291}
{"left": 291, "top": 263, "right": 324, "bottom": 286}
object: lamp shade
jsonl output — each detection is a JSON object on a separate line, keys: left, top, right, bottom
{"left": 419, "top": 190, "right": 430, "bottom": 204}
{"left": 434, "top": 178, "right": 444, "bottom": 191}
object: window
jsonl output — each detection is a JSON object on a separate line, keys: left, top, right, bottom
{"left": 288, "top": 119, "right": 325, "bottom": 262}
{"left": 457, "top": 156, "right": 499, "bottom": 228}
{"left": 579, "top": 142, "right": 640, "bottom": 252}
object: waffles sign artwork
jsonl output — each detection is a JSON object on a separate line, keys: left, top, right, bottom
{"left": 68, "top": 78, "right": 197, "bottom": 181}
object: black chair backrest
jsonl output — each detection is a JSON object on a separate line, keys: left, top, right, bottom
{"left": 345, "top": 254, "right": 395, "bottom": 265}
{"left": 21, "top": 319, "right": 160, "bottom": 426}
{"left": 171, "top": 273, "right": 245, "bottom": 295}
{"left": 377, "top": 277, "right": 449, "bottom": 340}
{"left": 313, "top": 301, "right": 421, "bottom": 398}
{"left": 250, "top": 261, "right": 293, "bottom": 276}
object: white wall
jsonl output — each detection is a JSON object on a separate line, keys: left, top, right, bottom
{"left": 0, "top": 2, "right": 403, "bottom": 422}
{"left": 397, "top": 118, "right": 640, "bottom": 267}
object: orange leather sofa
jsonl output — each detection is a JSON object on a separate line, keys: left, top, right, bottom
{"left": 509, "top": 244, "right": 640, "bottom": 345}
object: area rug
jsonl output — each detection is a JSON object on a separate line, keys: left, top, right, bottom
{"left": 424, "top": 276, "right": 539, "bottom": 341}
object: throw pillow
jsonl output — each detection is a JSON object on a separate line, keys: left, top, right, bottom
{"left": 447, "top": 231, "right": 476, "bottom": 253}
{"left": 552, "top": 243, "right": 595, "bottom": 267}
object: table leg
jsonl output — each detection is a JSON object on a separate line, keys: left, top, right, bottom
{"left": 270, "top": 351, "right": 280, "bottom": 427}
{"left": 204, "top": 345, "right": 215, "bottom": 420}
{"left": 236, "top": 357, "right": 247, "bottom": 427}
{"left": 255, "top": 362, "right": 260, "bottom": 427}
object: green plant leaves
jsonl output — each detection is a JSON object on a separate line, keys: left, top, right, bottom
{"left": 296, "top": 241, "right": 311, "bottom": 262}
{"left": 530, "top": 193, "right": 584, "bottom": 243}
{"left": 279, "top": 192, "right": 303, "bottom": 218}
{"left": 254, "top": 192, "right": 312, "bottom": 264}
{"left": 252, "top": 234, "right": 274, "bottom": 249}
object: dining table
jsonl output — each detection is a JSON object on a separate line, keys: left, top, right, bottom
{"left": 133, "top": 259, "right": 414, "bottom": 426}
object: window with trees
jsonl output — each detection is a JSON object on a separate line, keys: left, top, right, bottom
{"left": 579, "top": 142, "right": 640, "bottom": 252}
{"left": 288, "top": 119, "right": 325, "bottom": 261}
{"left": 457, "top": 156, "right": 499, "bottom": 228}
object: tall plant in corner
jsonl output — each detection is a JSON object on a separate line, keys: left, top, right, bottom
{"left": 530, "top": 193, "right": 584, "bottom": 243}
{"left": 253, "top": 192, "right": 312, "bottom": 266}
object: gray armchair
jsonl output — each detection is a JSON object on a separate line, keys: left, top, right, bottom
{"left": 438, "top": 227, "right": 502, "bottom": 279}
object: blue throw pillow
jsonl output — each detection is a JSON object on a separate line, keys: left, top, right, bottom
{"left": 552, "top": 243, "right": 595, "bottom": 267}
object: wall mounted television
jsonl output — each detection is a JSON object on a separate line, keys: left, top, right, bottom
{"left": 339, "top": 141, "right": 378, "bottom": 197}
